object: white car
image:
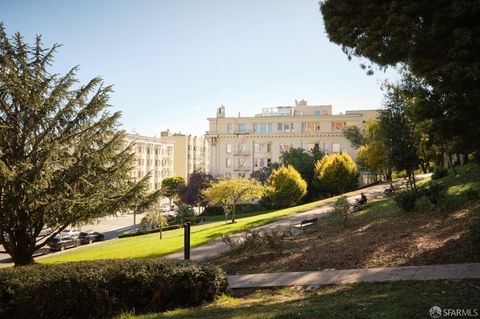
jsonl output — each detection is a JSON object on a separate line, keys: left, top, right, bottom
{"left": 61, "top": 228, "right": 81, "bottom": 238}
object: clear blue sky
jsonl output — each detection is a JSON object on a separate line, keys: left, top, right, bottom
{"left": 1, "top": 0, "right": 398, "bottom": 136}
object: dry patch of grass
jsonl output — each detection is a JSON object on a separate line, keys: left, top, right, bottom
{"left": 215, "top": 194, "right": 480, "bottom": 275}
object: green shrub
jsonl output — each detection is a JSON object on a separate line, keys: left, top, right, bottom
{"left": 266, "top": 165, "right": 307, "bottom": 208}
{"left": 329, "top": 196, "right": 351, "bottom": 228}
{"left": 119, "top": 224, "right": 181, "bottom": 238}
{"left": 0, "top": 259, "right": 228, "bottom": 319}
{"left": 422, "top": 182, "right": 446, "bottom": 206}
{"left": 222, "top": 228, "right": 292, "bottom": 258}
{"left": 469, "top": 221, "right": 480, "bottom": 251}
{"left": 394, "top": 188, "right": 420, "bottom": 212}
{"left": 432, "top": 166, "right": 448, "bottom": 180}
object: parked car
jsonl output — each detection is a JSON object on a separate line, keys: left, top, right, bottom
{"left": 49, "top": 236, "right": 80, "bottom": 251}
{"left": 60, "top": 228, "right": 81, "bottom": 238}
{"left": 33, "top": 246, "right": 50, "bottom": 256}
{"left": 78, "top": 231, "right": 104, "bottom": 244}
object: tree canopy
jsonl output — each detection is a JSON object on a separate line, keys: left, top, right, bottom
{"left": 314, "top": 152, "right": 358, "bottom": 195}
{"left": 266, "top": 165, "right": 307, "bottom": 208}
{"left": 202, "top": 178, "right": 264, "bottom": 223}
{"left": 177, "top": 170, "right": 212, "bottom": 208}
{"left": 379, "top": 86, "right": 420, "bottom": 187}
{"left": 321, "top": 0, "right": 480, "bottom": 155}
{"left": 161, "top": 176, "right": 185, "bottom": 206}
{"left": 0, "top": 25, "right": 157, "bottom": 265}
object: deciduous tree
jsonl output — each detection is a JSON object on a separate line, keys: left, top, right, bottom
{"left": 161, "top": 176, "right": 185, "bottom": 207}
{"left": 202, "top": 178, "right": 264, "bottom": 223}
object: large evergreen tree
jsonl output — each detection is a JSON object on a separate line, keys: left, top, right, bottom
{"left": 321, "top": 1, "right": 480, "bottom": 155}
{"left": 0, "top": 25, "right": 157, "bottom": 265}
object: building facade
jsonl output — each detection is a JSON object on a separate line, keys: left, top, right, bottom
{"left": 206, "top": 100, "right": 378, "bottom": 178}
{"left": 161, "top": 130, "right": 209, "bottom": 181}
{"left": 125, "top": 133, "right": 174, "bottom": 192}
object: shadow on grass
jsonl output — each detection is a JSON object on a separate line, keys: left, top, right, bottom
{"left": 123, "top": 280, "right": 480, "bottom": 319}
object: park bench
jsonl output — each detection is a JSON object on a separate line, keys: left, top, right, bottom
{"left": 292, "top": 217, "right": 319, "bottom": 234}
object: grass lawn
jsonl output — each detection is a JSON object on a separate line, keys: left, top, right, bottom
{"left": 118, "top": 279, "right": 480, "bottom": 319}
{"left": 40, "top": 193, "right": 344, "bottom": 264}
{"left": 215, "top": 164, "right": 480, "bottom": 274}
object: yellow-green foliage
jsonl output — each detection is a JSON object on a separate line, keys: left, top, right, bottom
{"left": 266, "top": 165, "right": 307, "bottom": 207}
{"left": 202, "top": 178, "right": 265, "bottom": 222}
{"left": 315, "top": 152, "right": 359, "bottom": 194}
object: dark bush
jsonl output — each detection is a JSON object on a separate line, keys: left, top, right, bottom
{"left": 119, "top": 224, "right": 181, "bottom": 238}
{"left": 465, "top": 188, "right": 480, "bottom": 200}
{"left": 422, "top": 182, "right": 446, "bottom": 206}
{"left": 469, "top": 221, "right": 480, "bottom": 252}
{"left": 203, "top": 203, "right": 263, "bottom": 216}
{"left": 394, "top": 188, "right": 420, "bottom": 212}
{"left": 0, "top": 259, "right": 228, "bottom": 319}
{"left": 432, "top": 166, "right": 448, "bottom": 180}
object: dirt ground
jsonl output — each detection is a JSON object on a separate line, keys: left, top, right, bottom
{"left": 214, "top": 198, "right": 480, "bottom": 275}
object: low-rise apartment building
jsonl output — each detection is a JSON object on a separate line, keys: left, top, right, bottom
{"left": 161, "top": 130, "right": 209, "bottom": 181}
{"left": 206, "top": 100, "right": 378, "bottom": 178}
{"left": 125, "top": 133, "right": 174, "bottom": 192}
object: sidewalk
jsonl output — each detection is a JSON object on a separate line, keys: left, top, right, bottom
{"left": 228, "top": 263, "right": 480, "bottom": 288}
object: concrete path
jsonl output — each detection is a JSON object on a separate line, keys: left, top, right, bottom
{"left": 165, "top": 179, "right": 416, "bottom": 261}
{"left": 228, "top": 263, "right": 480, "bottom": 288}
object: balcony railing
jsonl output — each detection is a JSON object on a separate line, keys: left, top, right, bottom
{"left": 233, "top": 129, "right": 252, "bottom": 135}
{"left": 234, "top": 150, "right": 250, "bottom": 156}
{"left": 233, "top": 166, "right": 251, "bottom": 171}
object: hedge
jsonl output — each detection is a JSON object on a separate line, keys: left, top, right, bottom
{"left": 0, "top": 259, "right": 228, "bottom": 319}
{"left": 119, "top": 224, "right": 181, "bottom": 238}
{"left": 203, "top": 203, "right": 263, "bottom": 216}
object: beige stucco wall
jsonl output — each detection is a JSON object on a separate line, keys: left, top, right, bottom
{"left": 206, "top": 104, "right": 378, "bottom": 178}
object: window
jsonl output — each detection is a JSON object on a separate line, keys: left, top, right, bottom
{"left": 279, "top": 143, "right": 293, "bottom": 152}
{"left": 315, "top": 110, "right": 321, "bottom": 116}
{"left": 238, "top": 123, "right": 246, "bottom": 132}
{"left": 277, "top": 122, "right": 294, "bottom": 132}
{"left": 227, "top": 124, "right": 233, "bottom": 134}
{"left": 253, "top": 123, "right": 272, "bottom": 134}
{"left": 238, "top": 143, "right": 246, "bottom": 153}
{"left": 226, "top": 143, "right": 232, "bottom": 154}
{"left": 254, "top": 143, "right": 271, "bottom": 153}
{"left": 255, "top": 158, "right": 270, "bottom": 168}
{"left": 331, "top": 121, "right": 345, "bottom": 131}
{"left": 237, "top": 157, "right": 246, "bottom": 167}
{"left": 226, "top": 158, "right": 231, "bottom": 168}
{"left": 332, "top": 143, "right": 340, "bottom": 153}
{"left": 302, "top": 143, "right": 317, "bottom": 152}
{"left": 302, "top": 122, "right": 320, "bottom": 133}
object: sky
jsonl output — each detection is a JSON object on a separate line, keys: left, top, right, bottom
{"left": 1, "top": 0, "right": 398, "bottom": 136}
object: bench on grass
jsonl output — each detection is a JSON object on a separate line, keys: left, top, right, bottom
{"left": 292, "top": 217, "right": 319, "bottom": 233}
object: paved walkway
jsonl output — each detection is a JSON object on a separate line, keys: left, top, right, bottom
{"left": 228, "top": 263, "right": 480, "bottom": 288}
{"left": 165, "top": 178, "right": 416, "bottom": 261}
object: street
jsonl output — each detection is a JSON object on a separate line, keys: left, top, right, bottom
{"left": 0, "top": 212, "right": 146, "bottom": 265}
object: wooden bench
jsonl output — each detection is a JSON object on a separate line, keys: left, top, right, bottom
{"left": 292, "top": 217, "right": 319, "bottom": 233}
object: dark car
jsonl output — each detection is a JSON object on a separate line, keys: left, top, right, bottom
{"left": 78, "top": 231, "right": 104, "bottom": 245}
{"left": 49, "top": 236, "right": 80, "bottom": 251}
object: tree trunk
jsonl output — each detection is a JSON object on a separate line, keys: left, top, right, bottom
{"left": 11, "top": 237, "right": 36, "bottom": 266}
{"left": 448, "top": 154, "right": 458, "bottom": 175}
{"left": 231, "top": 204, "right": 237, "bottom": 223}
{"left": 159, "top": 221, "right": 163, "bottom": 240}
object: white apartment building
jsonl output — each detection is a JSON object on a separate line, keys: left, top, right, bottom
{"left": 206, "top": 100, "right": 378, "bottom": 178}
{"left": 161, "top": 130, "right": 209, "bottom": 181}
{"left": 125, "top": 133, "right": 174, "bottom": 192}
